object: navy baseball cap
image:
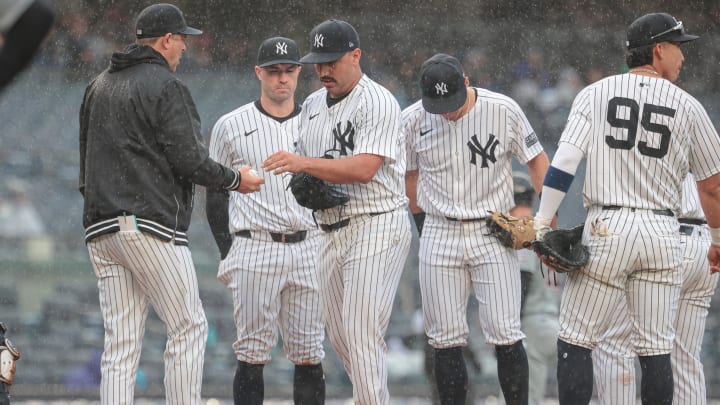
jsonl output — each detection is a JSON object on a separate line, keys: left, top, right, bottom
{"left": 420, "top": 53, "right": 467, "bottom": 114}
{"left": 257, "top": 37, "right": 301, "bottom": 67}
{"left": 626, "top": 13, "right": 698, "bottom": 49}
{"left": 300, "top": 19, "right": 360, "bottom": 64}
{"left": 135, "top": 3, "right": 202, "bottom": 39}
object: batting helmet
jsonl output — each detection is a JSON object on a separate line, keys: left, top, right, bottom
{"left": 513, "top": 171, "right": 535, "bottom": 207}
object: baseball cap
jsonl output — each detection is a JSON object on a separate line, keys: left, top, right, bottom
{"left": 420, "top": 53, "right": 467, "bottom": 114}
{"left": 299, "top": 19, "right": 360, "bottom": 64}
{"left": 135, "top": 3, "right": 202, "bottom": 39}
{"left": 257, "top": 37, "right": 301, "bottom": 67}
{"left": 626, "top": 13, "right": 698, "bottom": 49}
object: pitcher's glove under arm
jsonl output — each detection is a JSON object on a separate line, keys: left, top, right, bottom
{"left": 0, "top": 322, "right": 20, "bottom": 385}
{"left": 287, "top": 172, "right": 349, "bottom": 211}
{"left": 532, "top": 225, "right": 590, "bottom": 273}
{"left": 486, "top": 211, "right": 535, "bottom": 249}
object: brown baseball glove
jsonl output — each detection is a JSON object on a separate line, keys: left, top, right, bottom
{"left": 486, "top": 211, "right": 535, "bottom": 249}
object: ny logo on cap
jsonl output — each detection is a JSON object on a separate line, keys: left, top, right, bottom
{"left": 435, "top": 82, "right": 448, "bottom": 95}
{"left": 314, "top": 33, "right": 324, "bottom": 48}
{"left": 275, "top": 42, "right": 288, "bottom": 55}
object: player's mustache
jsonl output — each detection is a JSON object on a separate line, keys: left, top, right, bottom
{"left": 320, "top": 76, "right": 336, "bottom": 83}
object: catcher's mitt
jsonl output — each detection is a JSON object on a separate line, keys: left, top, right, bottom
{"left": 287, "top": 172, "right": 349, "bottom": 211}
{"left": 486, "top": 211, "right": 535, "bottom": 249}
{"left": 532, "top": 225, "right": 589, "bottom": 273}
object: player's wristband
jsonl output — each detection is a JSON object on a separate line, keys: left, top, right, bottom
{"left": 710, "top": 227, "right": 720, "bottom": 246}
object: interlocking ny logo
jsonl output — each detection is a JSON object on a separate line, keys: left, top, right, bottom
{"left": 467, "top": 134, "right": 499, "bottom": 167}
{"left": 275, "top": 41, "right": 288, "bottom": 55}
{"left": 323, "top": 121, "right": 355, "bottom": 158}
{"left": 314, "top": 34, "right": 324, "bottom": 48}
{"left": 435, "top": 82, "right": 448, "bottom": 95}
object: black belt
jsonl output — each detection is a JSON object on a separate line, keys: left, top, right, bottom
{"left": 679, "top": 225, "right": 694, "bottom": 236}
{"left": 445, "top": 216, "right": 486, "bottom": 223}
{"left": 319, "top": 212, "right": 388, "bottom": 233}
{"left": 602, "top": 205, "right": 673, "bottom": 217}
{"left": 235, "top": 230, "right": 307, "bottom": 243}
{"left": 445, "top": 217, "right": 487, "bottom": 224}
{"left": 678, "top": 218, "right": 706, "bottom": 225}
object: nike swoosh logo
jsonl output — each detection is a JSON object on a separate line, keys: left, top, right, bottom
{"left": 420, "top": 129, "right": 432, "bottom": 137}
{"left": 309, "top": 113, "right": 320, "bottom": 120}
{"left": 244, "top": 129, "right": 258, "bottom": 137}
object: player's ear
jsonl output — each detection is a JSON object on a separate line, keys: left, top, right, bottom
{"left": 255, "top": 66, "right": 262, "bottom": 80}
{"left": 352, "top": 48, "right": 362, "bottom": 65}
{"left": 653, "top": 42, "right": 665, "bottom": 59}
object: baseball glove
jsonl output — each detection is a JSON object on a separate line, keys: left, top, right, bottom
{"left": 532, "top": 225, "right": 590, "bottom": 273}
{"left": 486, "top": 211, "right": 535, "bottom": 249}
{"left": 287, "top": 172, "right": 349, "bottom": 211}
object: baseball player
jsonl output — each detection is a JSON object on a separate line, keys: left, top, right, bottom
{"left": 593, "top": 173, "right": 719, "bottom": 405}
{"left": 206, "top": 36, "right": 326, "bottom": 405}
{"left": 403, "top": 53, "right": 550, "bottom": 405}
{"left": 262, "top": 19, "right": 412, "bottom": 404}
{"left": 507, "top": 172, "right": 561, "bottom": 405}
{"left": 533, "top": 12, "right": 720, "bottom": 405}
{"left": 79, "top": 4, "right": 263, "bottom": 404}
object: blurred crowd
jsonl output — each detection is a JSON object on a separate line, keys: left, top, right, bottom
{"left": 29, "top": 0, "right": 720, "bottom": 108}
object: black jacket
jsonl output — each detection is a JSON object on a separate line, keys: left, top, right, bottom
{"left": 79, "top": 44, "right": 238, "bottom": 245}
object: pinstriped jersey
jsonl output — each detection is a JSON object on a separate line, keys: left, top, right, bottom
{"left": 560, "top": 73, "right": 720, "bottom": 212}
{"left": 680, "top": 172, "right": 704, "bottom": 220}
{"left": 209, "top": 101, "right": 316, "bottom": 233}
{"left": 403, "top": 87, "right": 544, "bottom": 217}
{"left": 298, "top": 74, "right": 408, "bottom": 223}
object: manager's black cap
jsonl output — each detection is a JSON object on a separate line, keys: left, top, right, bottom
{"left": 420, "top": 53, "right": 467, "bottom": 114}
{"left": 135, "top": 3, "right": 202, "bottom": 39}
{"left": 257, "top": 37, "right": 301, "bottom": 67}
{"left": 300, "top": 19, "right": 359, "bottom": 64}
{"left": 626, "top": 13, "right": 698, "bottom": 49}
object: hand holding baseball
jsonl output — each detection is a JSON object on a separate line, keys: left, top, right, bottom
{"left": 237, "top": 166, "right": 264, "bottom": 193}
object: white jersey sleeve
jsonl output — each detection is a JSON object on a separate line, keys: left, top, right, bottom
{"left": 402, "top": 101, "right": 423, "bottom": 172}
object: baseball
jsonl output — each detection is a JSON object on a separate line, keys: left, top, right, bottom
{"left": 249, "top": 169, "right": 259, "bottom": 177}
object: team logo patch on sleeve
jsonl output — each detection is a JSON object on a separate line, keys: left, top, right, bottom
{"left": 524, "top": 132, "right": 539, "bottom": 148}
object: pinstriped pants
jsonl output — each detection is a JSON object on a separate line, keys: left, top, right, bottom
{"left": 560, "top": 206, "right": 682, "bottom": 355}
{"left": 87, "top": 230, "right": 208, "bottom": 405}
{"left": 318, "top": 210, "right": 411, "bottom": 405}
{"left": 593, "top": 224, "right": 719, "bottom": 404}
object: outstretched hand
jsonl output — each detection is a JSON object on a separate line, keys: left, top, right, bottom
{"left": 262, "top": 151, "right": 307, "bottom": 175}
